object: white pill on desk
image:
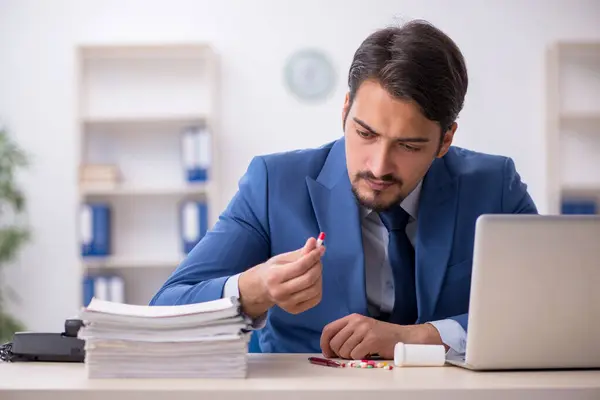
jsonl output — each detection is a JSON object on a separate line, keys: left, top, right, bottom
{"left": 394, "top": 342, "right": 446, "bottom": 367}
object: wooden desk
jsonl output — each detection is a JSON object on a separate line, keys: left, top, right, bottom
{"left": 1, "top": 354, "right": 599, "bottom": 400}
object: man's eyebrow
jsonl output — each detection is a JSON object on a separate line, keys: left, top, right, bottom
{"left": 353, "top": 117, "right": 381, "bottom": 136}
{"left": 353, "top": 117, "right": 430, "bottom": 143}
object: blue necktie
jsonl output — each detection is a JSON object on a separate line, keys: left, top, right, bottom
{"left": 378, "top": 207, "right": 418, "bottom": 325}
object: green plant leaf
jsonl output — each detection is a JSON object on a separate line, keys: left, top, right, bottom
{"left": 0, "top": 127, "right": 30, "bottom": 337}
{"left": 0, "top": 131, "right": 28, "bottom": 169}
{"left": 0, "top": 228, "right": 30, "bottom": 265}
{"left": 0, "top": 182, "right": 25, "bottom": 213}
{"left": 0, "top": 312, "right": 25, "bottom": 343}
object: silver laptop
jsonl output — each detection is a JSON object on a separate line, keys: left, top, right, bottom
{"left": 446, "top": 214, "right": 600, "bottom": 370}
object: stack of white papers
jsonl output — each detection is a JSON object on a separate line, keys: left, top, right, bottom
{"left": 77, "top": 296, "right": 251, "bottom": 379}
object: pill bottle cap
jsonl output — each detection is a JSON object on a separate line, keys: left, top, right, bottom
{"left": 394, "top": 342, "right": 407, "bottom": 366}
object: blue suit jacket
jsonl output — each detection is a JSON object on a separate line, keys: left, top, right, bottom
{"left": 150, "top": 138, "right": 538, "bottom": 353}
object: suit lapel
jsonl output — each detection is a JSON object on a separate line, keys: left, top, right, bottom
{"left": 415, "top": 156, "right": 459, "bottom": 322}
{"left": 306, "top": 139, "right": 367, "bottom": 317}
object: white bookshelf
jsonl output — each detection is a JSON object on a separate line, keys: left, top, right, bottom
{"left": 545, "top": 41, "right": 600, "bottom": 214}
{"left": 80, "top": 183, "right": 210, "bottom": 197}
{"left": 83, "top": 255, "right": 185, "bottom": 269}
{"left": 76, "top": 44, "right": 219, "bottom": 306}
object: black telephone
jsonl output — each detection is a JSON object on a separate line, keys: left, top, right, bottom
{"left": 0, "top": 318, "right": 85, "bottom": 362}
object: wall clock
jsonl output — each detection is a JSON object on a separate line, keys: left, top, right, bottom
{"left": 284, "top": 49, "right": 336, "bottom": 102}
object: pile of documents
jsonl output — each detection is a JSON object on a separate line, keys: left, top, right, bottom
{"left": 77, "top": 296, "right": 251, "bottom": 378}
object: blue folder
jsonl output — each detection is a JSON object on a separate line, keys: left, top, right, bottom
{"left": 81, "top": 203, "right": 111, "bottom": 256}
{"left": 180, "top": 200, "right": 208, "bottom": 254}
{"left": 82, "top": 275, "right": 95, "bottom": 307}
{"left": 82, "top": 274, "right": 125, "bottom": 306}
{"left": 181, "top": 125, "right": 210, "bottom": 183}
{"left": 561, "top": 200, "right": 597, "bottom": 215}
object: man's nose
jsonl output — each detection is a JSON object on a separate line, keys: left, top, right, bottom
{"left": 369, "top": 145, "right": 394, "bottom": 178}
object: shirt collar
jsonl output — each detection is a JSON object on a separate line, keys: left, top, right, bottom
{"left": 361, "top": 180, "right": 422, "bottom": 221}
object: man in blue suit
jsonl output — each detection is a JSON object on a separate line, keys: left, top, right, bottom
{"left": 151, "top": 20, "right": 537, "bottom": 359}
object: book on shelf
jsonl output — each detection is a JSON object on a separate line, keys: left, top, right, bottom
{"left": 561, "top": 199, "right": 597, "bottom": 214}
{"left": 77, "top": 297, "right": 251, "bottom": 379}
{"left": 79, "top": 164, "right": 120, "bottom": 191}
{"left": 180, "top": 200, "right": 208, "bottom": 253}
{"left": 80, "top": 203, "right": 112, "bottom": 256}
{"left": 181, "top": 123, "right": 211, "bottom": 183}
{"left": 80, "top": 164, "right": 120, "bottom": 181}
{"left": 83, "top": 274, "right": 125, "bottom": 307}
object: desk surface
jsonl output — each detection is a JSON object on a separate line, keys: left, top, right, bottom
{"left": 1, "top": 354, "right": 599, "bottom": 400}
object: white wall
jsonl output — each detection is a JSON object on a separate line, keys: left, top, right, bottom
{"left": 1, "top": 0, "right": 599, "bottom": 332}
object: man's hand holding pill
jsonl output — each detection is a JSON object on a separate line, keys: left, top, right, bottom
{"left": 238, "top": 236, "right": 326, "bottom": 318}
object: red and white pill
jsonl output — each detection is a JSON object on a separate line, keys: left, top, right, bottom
{"left": 316, "top": 232, "right": 325, "bottom": 247}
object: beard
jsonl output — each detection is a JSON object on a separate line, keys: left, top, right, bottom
{"left": 351, "top": 170, "right": 405, "bottom": 212}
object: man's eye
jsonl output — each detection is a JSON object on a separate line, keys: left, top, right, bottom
{"left": 400, "top": 143, "right": 420, "bottom": 152}
{"left": 357, "top": 130, "right": 374, "bottom": 139}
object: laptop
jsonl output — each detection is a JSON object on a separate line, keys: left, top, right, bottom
{"left": 446, "top": 214, "right": 600, "bottom": 370}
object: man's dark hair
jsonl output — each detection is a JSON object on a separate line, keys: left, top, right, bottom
{"left": 345, "top": 20, "right": 468, "bottom": 135}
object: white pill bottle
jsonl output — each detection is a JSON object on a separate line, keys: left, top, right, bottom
{"left": 394, "top": 342, "right": 446, "bottom": 367}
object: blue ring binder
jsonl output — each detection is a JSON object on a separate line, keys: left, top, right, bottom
{"left": 81, "top": 203, "right": 111, "bottom": 257}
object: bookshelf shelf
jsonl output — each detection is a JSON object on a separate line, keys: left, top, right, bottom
{"left": 76, "top": 43, "right": 219, "bottom": 306}
{"left": 80, "top": 183, "right": 210, "bottom": 197}
{"left": 561, "top": 185, "right": 600, "bottom": 198}
{"left": 82, "top": 113, "right": 210, "bottom": 125}
{"left": 83, "top": 255, "right": 185, "bottom": 269}
{"left": 560, "top": 111, "right": 600, "bottom": 125}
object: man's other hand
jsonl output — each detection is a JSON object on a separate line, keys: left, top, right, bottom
{"left": 320, "top": 313, "right": 446, "bottom": 360}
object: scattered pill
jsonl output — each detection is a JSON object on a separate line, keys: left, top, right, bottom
{"left": 341, "top": 360, "right": 394, "bottom": 370}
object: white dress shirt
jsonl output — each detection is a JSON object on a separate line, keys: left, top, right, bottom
{"left": 223, "top": 181, "right": 467, "bottom": 354}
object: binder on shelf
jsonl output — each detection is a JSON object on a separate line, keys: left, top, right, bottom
{"left": 180, "top": 200, "right": 208, "bottom": 254}
{"left": 94, "top": 276, "right": 110, "bottom": 301}
{"left": 181, "top": 123, "right": 211, "bottom": 183}
{"left": 561, "top": 199, "right": 597, "bottom": 214}
{"left": 83, "top": 275, "right": 95, "bottom": 307}
{"left": 82, "top": 274, "right": 126, "bottom": 306}
{"left": 109, "top": 275, "right": 125, "bottom": 304}
{"left": 80, "top": 203, "right": 112, "bottom": 256}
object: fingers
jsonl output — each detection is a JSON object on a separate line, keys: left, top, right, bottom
{"left": 276, "top": 246, "right": 324, "bottom": 283}
{"left": 349, "top": 340, "right": 372, "bottom": 361}
{"left": 328, "top": 325, "right": 354, "bottom": 358}
{"left": 272, "top": 237, "right": 317, "bottom": 263}
{"left": 286, "top": 273, "right": 322, "bottom": 303}
{"left": 265, "top": 247, "right": 322, "bottom": 291}
{"left": 281, "top": 286, "right": 322, "bottom": 315}
{"left": 302, "top": 237, "right": 317, "bottom": 255}
{"left": 280, "top": 261, "right": 321, "bottom": 295}
{"left": 337, "top": 326, "right": 368, "bottom": 359}
{"left": 320, "top": 315, "right": 351, "bottom": 358}
{"left": 273, "top": 271, "right": 321, "bottom": 312}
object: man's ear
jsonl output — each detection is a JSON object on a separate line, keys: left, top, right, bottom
{"left": 342, "top": 92, "right": 351, "bottom": 130}
{"left": 436, "top": 122, "right": 457, "bottom": 158}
